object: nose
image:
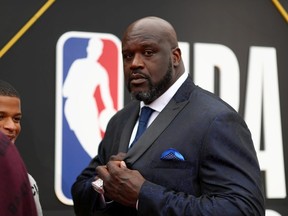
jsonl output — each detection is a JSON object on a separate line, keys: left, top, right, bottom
{"left": 130, "top": 53, "right": 144, "bottom": 70}
{"left": 3, "top": 118, "right": 18, "bottom": 131}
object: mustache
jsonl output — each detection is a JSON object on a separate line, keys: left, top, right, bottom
{"left": 128, "top": 70, "right": 149, "bottom": 81}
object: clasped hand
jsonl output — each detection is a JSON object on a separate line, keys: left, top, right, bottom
{"left": 96, "top": 152, "right": 145, "bottom": 208}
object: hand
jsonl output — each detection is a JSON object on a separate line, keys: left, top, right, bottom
{"left": 109, "top": 152, "right": 127, "bottom": 161}
{"left": 93, "top": 153, "right": 127, "bottom": 194}
{"left": 96, "top": 160, "right": 145, "bottom": 208}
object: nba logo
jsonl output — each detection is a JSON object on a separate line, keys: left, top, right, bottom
{"left": 55, "top": 31, "right": 123, "bottom": 205}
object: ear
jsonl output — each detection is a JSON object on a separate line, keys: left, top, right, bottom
{"left": 172, "top": 47, "right": 181, "bottom": 67}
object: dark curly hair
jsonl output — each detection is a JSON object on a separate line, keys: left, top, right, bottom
{"left": 0, "top": 80, "right": 20, "bottom": 98}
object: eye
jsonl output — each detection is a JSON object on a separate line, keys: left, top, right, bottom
{"left": 122, "top": 52, "right": 133, "bottom": 61}
{"left": 13, "top": 115, "right": 22, "bottom": 123}
{"left": 143, "top": 49, "right": 154, "bottom": 57}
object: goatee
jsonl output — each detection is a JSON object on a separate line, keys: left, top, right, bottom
{"left": 130, "top": 59, "right": 173, "bottom": 104}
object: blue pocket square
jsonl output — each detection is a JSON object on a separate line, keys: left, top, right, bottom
{"left": 160, "top": 148, "right": 185, "bottom": 161}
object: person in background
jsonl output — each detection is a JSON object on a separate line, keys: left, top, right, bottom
{"left": 0, "top": 80, "right": 43, "bottom": 216}
{"left": 0, "top": 130, "right": 38, "bottom": 216}
{"left": 71, "top": 16, "right": 265, "bottom": 215}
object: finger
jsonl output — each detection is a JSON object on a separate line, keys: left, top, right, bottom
{"left": 96, "top": 165, "right": 109, "bottom": 179}
{"left": 109, "top": 152, "right": 127, "bottom": 161}
{"left": 120, "top": 161, "right": 127, "bottom": 168}
{"left": 106, "top": 162, "right": 121, "bottom": 175}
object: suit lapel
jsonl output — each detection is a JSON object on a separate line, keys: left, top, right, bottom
{"left": 123, "top": 76, "right": 195, "bottom": 166}
{"left": 125, "top": 98, "right": 189, "bottom": 166}
{"left": 118, "top": 104, "right": 140, "bottom": 152}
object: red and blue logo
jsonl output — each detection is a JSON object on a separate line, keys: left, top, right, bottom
{"left": 55, "top": 31, "right": 123, "bottom": 205}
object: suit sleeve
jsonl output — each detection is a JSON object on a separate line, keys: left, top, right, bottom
{"left": 71, "top": 111, "right": 124, "bottom": 216}
{"left": 71, "top": 154, "right": 108, "bottom": 216}
{"left": 137, "top": 112, "right": 265, "bottom": 216}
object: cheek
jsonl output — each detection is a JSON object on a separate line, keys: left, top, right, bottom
{"left": 149, "top": 65, "right": 167, "bottom": 83}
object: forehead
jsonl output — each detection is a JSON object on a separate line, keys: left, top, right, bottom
{"left": 122, "top": 22, "right": 168, "bottom": 49}
{"left": 0, "top": 96, "right": 21, "bottom": 112}
{"left": 122, "top": 34, "right": 162, "bottom": 50}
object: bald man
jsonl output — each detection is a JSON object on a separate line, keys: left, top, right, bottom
{"left": 71, "top": 16, "right": 265, "bottom": 216}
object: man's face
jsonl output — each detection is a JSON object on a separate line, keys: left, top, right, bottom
{"left": 0, "top": 96, "right": 22, "bottom": 144}
{"left": 122, "top": 29, "right": 174, "bottom": 104}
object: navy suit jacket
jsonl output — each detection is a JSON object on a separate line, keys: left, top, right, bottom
{"left": 72, "top": 76, "right": 265, "bottom": 216}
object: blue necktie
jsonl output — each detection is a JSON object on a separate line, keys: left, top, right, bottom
{"left": 130, "top": 106, "right": 154, "bottom": 147}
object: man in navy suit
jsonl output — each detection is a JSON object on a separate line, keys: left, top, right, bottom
{"left": 71, "top": 16, "right": 265, "bottom": 216}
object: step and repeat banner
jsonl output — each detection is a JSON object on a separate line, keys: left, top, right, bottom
{"left": 1, "top": 0, "right": 287, "bottom": 215}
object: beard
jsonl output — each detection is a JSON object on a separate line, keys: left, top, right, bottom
{"left": 129, "top": 59, "right": 173, "bottom": 104}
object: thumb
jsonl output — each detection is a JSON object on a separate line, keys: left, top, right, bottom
{"left": 120, "top": 161, "right": 127, "bottom": 168}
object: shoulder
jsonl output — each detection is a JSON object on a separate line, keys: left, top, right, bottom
{"left": 191, "top": 85, "right": 237, "bottom": 114}
{"left": 109, "top": 100, "right": 139, "bottom": 121}
{"left": 103, "top": 100, "right": 139, "bottom": 135}
{"left": 28, "top": 173, "right": 43, "bottom": 216}
{"left": 28, "top": 173, "right": 37, "bottom": 185}
{"left": 27, "top": 173, "right": 40, "bottom": 197}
